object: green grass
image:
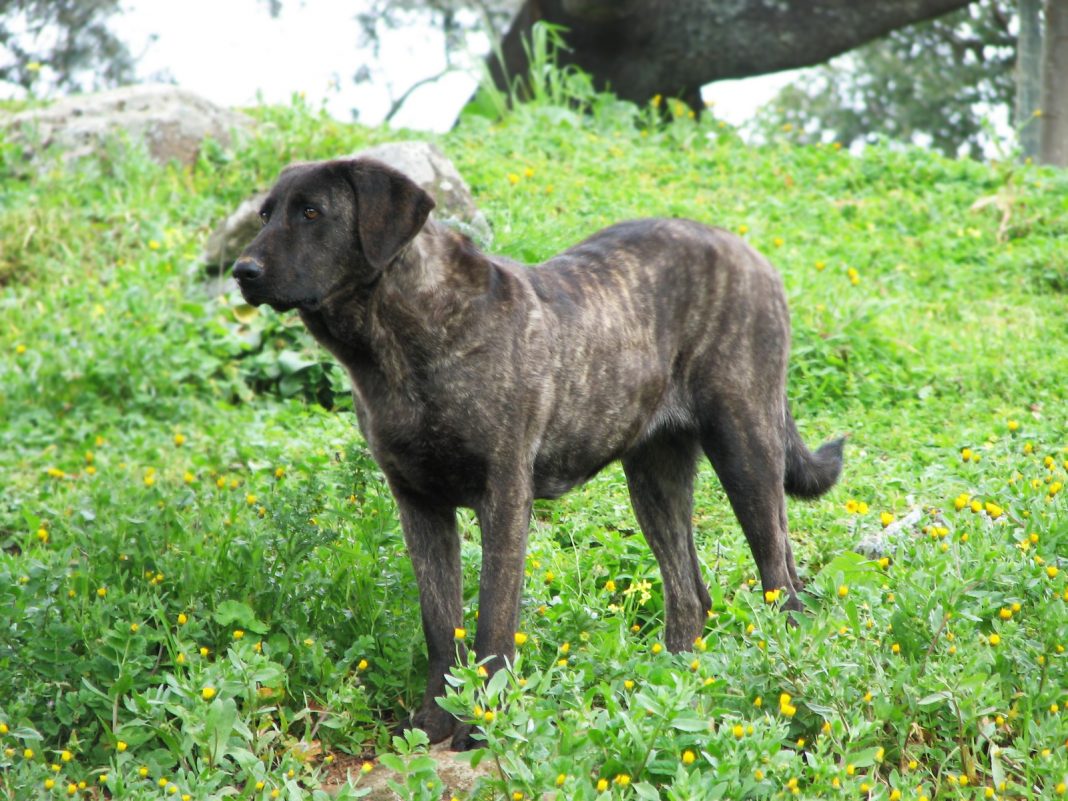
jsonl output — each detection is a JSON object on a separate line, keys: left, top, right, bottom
{"left": 0, "top": 84, "right": 1066, "bottom": 800}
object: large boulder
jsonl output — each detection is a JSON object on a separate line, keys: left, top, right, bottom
{"left": 3, "top": 83, "right": 250, "bottom": 167}
{"left": 202, "top": 140, "right": 491, "bottom": 272}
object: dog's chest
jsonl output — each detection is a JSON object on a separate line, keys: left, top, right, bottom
{"left": 357, "top": 389, "right": 490, "bottom": 506}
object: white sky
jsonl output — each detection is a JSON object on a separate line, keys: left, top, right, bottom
{"left": 107, "top": 0, "right": 800, "bottom": 132}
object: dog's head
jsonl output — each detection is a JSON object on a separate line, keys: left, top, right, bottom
{"left": 232, "top": 158, "right": 435, "bottom": 312}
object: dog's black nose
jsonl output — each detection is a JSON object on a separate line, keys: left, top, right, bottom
{"left": 233, "top": 258, "right": 264, "bottom": 281}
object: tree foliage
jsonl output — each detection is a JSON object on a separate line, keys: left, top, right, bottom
{"left": 255, "top": 0, "right": 516, "bottom": 122}
{"left": 753, "top": 0, "right": 1016, "bottom": 157}
{"left": 0, "top": 0, "right": 134, "bottom": 95}
{"left": 350, "top": 0, "right": 515, "bottom": 121}
{"left": 352, "top": 0, "right": 515, "bottom": 56}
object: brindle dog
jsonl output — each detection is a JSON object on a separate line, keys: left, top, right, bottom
{"left": 233, "top": 158, "right": 844, "bottom": 749}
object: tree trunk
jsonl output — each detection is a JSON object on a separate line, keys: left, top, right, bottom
{"left": 489, "top": 0, "right": 979, "bottom": 110}
{"left": 1039, "top": 0, "right": 1068, "bottom": 165}
{"left": 1015, "top": 0, "right": 1043, "bottom": 160}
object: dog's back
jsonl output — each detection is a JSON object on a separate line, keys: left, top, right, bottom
{"left": 513, "top": 219, "right": 795, "bottom": 498}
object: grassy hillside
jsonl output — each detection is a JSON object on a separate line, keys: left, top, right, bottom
{"left": 0, "top": 86, "right": 1066, "bottom": 800}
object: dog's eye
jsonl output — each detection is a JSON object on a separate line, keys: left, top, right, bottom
{"left": 303, "top": 207, "right": 320, "bottom": 220}
{"left": 259, "top": 211, "right": 269, "bottom": 226}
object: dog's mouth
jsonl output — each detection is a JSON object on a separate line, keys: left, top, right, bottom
{"left": 238, "top": 290, "right": 320, "bottom": 315}
{"left": 232, "top": 259, "right": 333, "bottom": 313}
{"left": 268, "top": 299, "right": 302, "bottom": 313}
{"left": 234, "top": 279, "right": 318, "bottom": 314}
{"left": 234, "top": 280, "right": 268, "bottom": 308}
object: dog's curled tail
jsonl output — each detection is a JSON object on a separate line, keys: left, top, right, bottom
{"left": 783, "top": 405, "right": 845, "bottom": 499}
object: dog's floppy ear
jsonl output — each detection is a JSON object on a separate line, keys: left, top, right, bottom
{"left": 347, "top": 159, "right": 435, "bottom": 270}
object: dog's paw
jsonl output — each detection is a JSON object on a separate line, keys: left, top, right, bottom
{"left": 396, "top": 706, "right": 457, "bottom": 744}
{"left": 783, "top": 592, "right": 805, "bottom": 626}
{"left": 449, "top": 722, "right": 484, "bottom": 751}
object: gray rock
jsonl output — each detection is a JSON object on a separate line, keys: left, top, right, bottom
{"left": 202, "top": 140, "right": 490, "bottom": 270}
{"left": 3, "top": 83, "right": 250, "bottom": 167}
{"left": 854, "top": 506, "right": 924, "bottom": 559}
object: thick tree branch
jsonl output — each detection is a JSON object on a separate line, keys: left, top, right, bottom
{"left": 1040, "top": 0, "right": 1068, "bottom": 165}
{"left": 490, "top": 0, "right": 980, "bottom": 107}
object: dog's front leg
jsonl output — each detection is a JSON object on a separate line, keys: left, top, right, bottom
{"left": 394, "top": 496, "right": 465, "bottom": 744}
{"left": 450, "top": 479, "right": 533, "bottom": 750}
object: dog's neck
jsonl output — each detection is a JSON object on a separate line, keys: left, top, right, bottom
{"left": 396, "top": 221, "right": 497, "bottom": 296}
{"left": 301, "top": 221, "right": 499, "bottom": 387}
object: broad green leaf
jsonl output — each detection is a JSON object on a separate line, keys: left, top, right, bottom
{"left": 212, "top": 600, "right": 269, "bottom": 633}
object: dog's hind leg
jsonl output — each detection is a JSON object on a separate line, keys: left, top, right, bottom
{"left": 622, "top": 436, "right": 711, "bottom": 653}
{"left": 395, "top": 497, "right": 464, "bottom": 744}
{"left": 700, "top": 409, "right": 803, "bottom": 611}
